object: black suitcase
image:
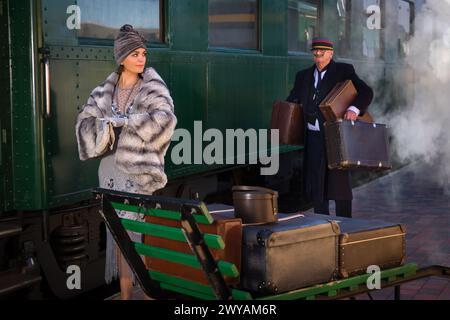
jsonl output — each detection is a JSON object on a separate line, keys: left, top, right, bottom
{"left": 306, "top": 214, "right": 406, "bottom": 278}
{"left": 239, "top": 215, "right": 340, "bottom": 294}
{"left": 324, "top": 120, "right": 392, "bottom": 170}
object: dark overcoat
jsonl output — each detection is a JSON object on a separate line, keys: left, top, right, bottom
{"left": 287, "top": 60, "right": 374, "bottom": 202}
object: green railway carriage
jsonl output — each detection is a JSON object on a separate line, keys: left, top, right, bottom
{"left": 0, "top": 0, "right": 415, "bottom": 298}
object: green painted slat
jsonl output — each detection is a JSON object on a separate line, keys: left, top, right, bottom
{"left": 135, "top": 243, "right": 239, "bottom": 278}
{"left": 388, "top": 276, "right": 397, "bottom": 282}
{"left": 328, "top": 290, "right": 338, "bottom": 297}
{"left": 148, "top": 207, "right": 182, "bottom": 220}
{"left": 257, "top": 263, "right": 418, "bottom": 300}
{"left": 135, "top": 243, "right": 197, "bottom": 268}
{"left": 217, "top": 261, "right": 239, "bottom": 278}
{"left": 121, "top": 219, "right": 225, "bottom": 250}
{"left": 149, "top": 270, "right": 252, "bottom": 300}
{"left": 378, "top": 263, "right": 418, "bottom": 280}
{"left": 160, "top": 282, "right": 216, "bottom": 300}
{"left": 203, "top": 234, "right": 226, "bottom": 250}
{"left": 111, "top": 202, "right": 213, "bottom": 224}
{"left": 150, "top": 270, "right": 212, "bottom": 295}
{"left": 122, "top": 218, "right": 184, "bottom": 240}
{"left": 232, "top": 289, "right": 254, "bottom": 301}
{"left": 350, "top": 285, "right": 359, "bottom": 292}
{"left": 194, "top": 214, "right": 213, "bottom": 225}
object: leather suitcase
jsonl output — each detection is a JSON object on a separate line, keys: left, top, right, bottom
{"left": 144, "top": 204, "right": 242, "bottom": 285}
{"left": 239, "top": 215, "right": 340, "bottom": 294}
{"left": 306, "top": 214, "right": 406, "bottom": 278}
{"left": 319, "top": 80, "right": 374, "bottom": 123}
{"left": 324, "top": 120, "right": 392, "bottom": 170}
{"left": 319, "top": 80, "right": 357, "bottom": 122}
{"left": 270, "top": 101, "right": 304, "bottom": 146}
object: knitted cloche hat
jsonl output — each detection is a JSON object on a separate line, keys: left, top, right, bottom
{"left": 114, "top": 24, "right": 147, "bottom": 65}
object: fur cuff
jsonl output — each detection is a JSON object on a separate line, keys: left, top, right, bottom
{"left": 95, "top": 119, "right": 115, "bottom": 156}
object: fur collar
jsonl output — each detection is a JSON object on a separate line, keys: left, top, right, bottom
{"left": 90, "top": 67, "right": 173, "bottom": 117}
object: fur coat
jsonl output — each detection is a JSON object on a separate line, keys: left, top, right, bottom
{"left": 75, "top": 67, "right": 177, "bottom": 193}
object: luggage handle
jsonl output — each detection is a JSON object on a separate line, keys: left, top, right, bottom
{"left": 241, "top": 213, "right": 304, "bottom": 226}
{"left": 209, "top": 209, "right": 234, "bottom": 214}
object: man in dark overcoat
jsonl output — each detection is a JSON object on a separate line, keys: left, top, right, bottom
{"left": 287, "top": 38, "right": 374, "bottom": 217}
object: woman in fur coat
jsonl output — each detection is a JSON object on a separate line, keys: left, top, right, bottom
{"left": 75, "top": 25, "right": 177, "bottom": 299}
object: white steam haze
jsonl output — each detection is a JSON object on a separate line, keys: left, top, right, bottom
{"left": 385, "top": 0, "right": 450, "bottom": 192}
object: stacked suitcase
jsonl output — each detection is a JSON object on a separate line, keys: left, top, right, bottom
{"left": 239, "top": 215, "right": 340, "bottom": 294}
{"left": 305, "top": 213, "right": 406, "bottom": 278}
{"left": 237, "top": 213, "right": 406, "bottom": 294}
{"left": 144, "top": 202, "right": 406, "bottom": 295}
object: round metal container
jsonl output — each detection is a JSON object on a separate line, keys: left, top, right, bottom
{"left": 232, "top": 186, "right": 278, "bottom": 224}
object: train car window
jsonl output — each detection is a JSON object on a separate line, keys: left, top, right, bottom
{"left": 336, "top": 0, "right": 351, "bottom": 57}
{"left": 397, "top": 0, "right": 413, "bottom": 57}
{"left": 288, "top": 0, "right": 319, "bottom": 53}
{"left": 208, "top": 0, "right": 259, "bottom": 50}
{"left": 76, "top": 0, "right": 164, "bottom": 44}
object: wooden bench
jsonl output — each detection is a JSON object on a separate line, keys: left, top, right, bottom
{"left": 94, "top": 188, "right": 449, "bottom": 300}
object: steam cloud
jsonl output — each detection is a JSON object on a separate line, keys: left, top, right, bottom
{"left": 384, "top": 0, "right": 450, "bottom": 192}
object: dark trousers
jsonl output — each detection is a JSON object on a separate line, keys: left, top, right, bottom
{"left": 314, "top": 200, "right": 352, "bottom": 218}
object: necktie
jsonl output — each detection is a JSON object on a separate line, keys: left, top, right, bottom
{"left": 308, "top": 68, "right": 327, "bottom": 128}
{"left": 316, "top": 69, "right": 322, "bottom": 89}
{"left": 314, "top": 69, "right": 324, "bottom": 103}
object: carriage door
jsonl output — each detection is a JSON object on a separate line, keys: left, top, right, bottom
{"left": 40, "top": 0, "right": 117, "bottom": 208}
{"left": 0, "top": 0, "right": 12, "bottom": 214}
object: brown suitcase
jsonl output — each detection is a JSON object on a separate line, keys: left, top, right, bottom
{"left": 324, "top": 120, "right": 392, "bottom": 170}
{"left": 320, "top": 80, "right": 357, "bottom": 122}
{"left": 270, "top": 101, "right": 304, "bottom": 146}
{"left": 320, "top": 80, "right": 374, "bottom": 123}
{"left": 332, "top": 216, "right": 406, "bottom": 278}
{"left": 305, "top": 214, "right": 406, "bottom": 278}
{"left": 144, "top": 204, "right": 242, "bottom": 285}
{"left": 240, "top": 214, "right": 340, "bottom": 294}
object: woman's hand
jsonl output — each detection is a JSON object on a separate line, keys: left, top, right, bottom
{"left": 109, "top": 117, "right": 128, "bottom": 128}
{"left": 98, "top": 117, "right": 128, "bottom": 127}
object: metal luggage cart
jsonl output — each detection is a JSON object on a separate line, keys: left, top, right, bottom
{"left": 94, "top": 188, "right": 450, "bottom": 300}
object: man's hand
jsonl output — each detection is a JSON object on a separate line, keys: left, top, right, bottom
{"left": 344, "top": 110, "right": 358, "bottom": 121}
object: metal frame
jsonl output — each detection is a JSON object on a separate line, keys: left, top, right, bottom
{"left": 320, "top": 265, "right": 450, "bottom": 300}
